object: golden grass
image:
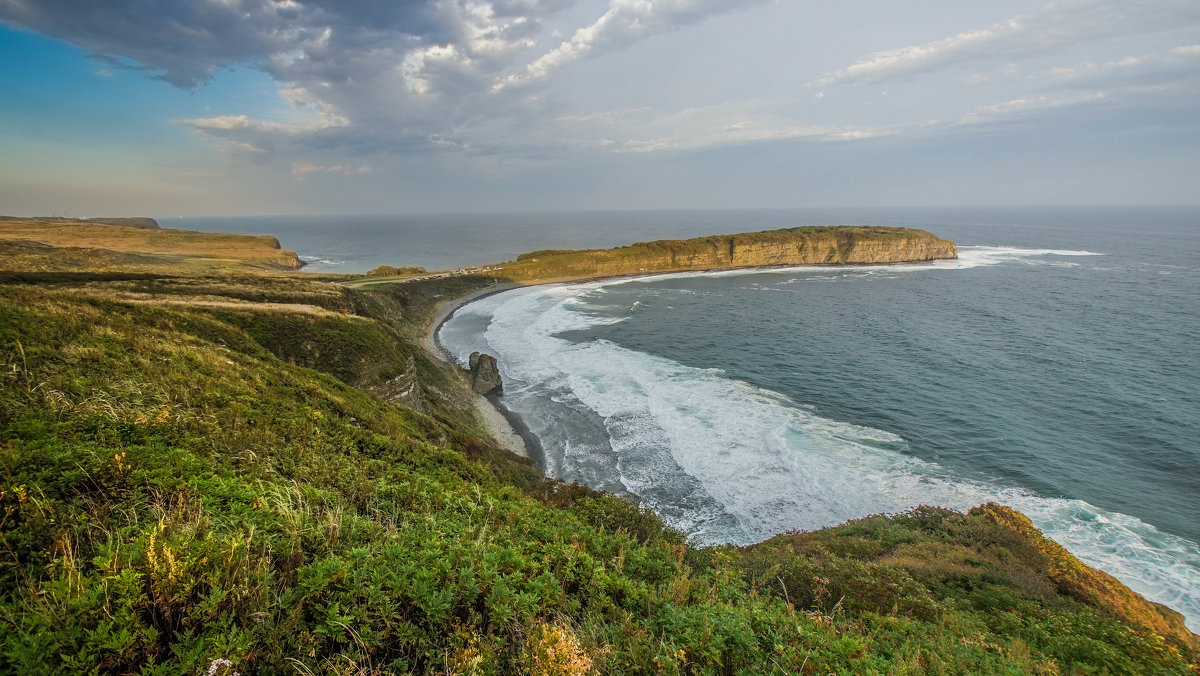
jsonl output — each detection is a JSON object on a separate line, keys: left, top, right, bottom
{"left": 0, "top": 218, "right": 303, "bottom": 272}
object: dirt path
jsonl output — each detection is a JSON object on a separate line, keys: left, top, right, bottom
{"left": 113, "top": 297, "right": 364, "bottom": 318}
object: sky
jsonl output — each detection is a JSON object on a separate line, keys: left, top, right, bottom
{"left": 1, "top": 0, "right": 1198, "bottom": 216}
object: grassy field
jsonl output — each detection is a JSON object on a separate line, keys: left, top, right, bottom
{"left": 0, "top": 226, "right": 1196, "bottom": 674}
{"left": 0, "top": 218, "right": 303, "bottom": 273}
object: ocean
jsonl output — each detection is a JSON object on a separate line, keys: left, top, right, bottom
{"left": 176, "top": 206, "right": 1200, "bottom": 629}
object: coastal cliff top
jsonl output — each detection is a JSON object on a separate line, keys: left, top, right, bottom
{"left": 517, "top": 225, "right": 952, "bottom": 260}
{"left": 0, "top": 216, "right": 303, "bottom": 273}
{"left": 497, "top": 224, "right": 958, "bottom": 283}
{"left": 0, "top": 215, "right": 162, "bottom": 229}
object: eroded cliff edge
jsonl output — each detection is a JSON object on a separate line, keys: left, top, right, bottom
{"left": 495, "top": 225, "right": 957, "bottom": 281}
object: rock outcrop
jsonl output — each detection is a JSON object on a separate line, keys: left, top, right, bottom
{"left": 468, "top": 352, "right": 503, "bottom": 396}
{"left": 366, "top": 355, "right": 425, "bottom": 412}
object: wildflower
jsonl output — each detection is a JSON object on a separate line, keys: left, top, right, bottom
{"left": 205, "top": 658, "right": 240, "bottom": 676}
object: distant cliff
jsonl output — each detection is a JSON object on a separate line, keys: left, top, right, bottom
{"left": 0, "top": 216, "right": 161, "bottom": 229}
{"left": 0, "top": 216, "right": 303, "bottom": 271}
{"left": 498, "top": 226, "right": 957, "bottom": 281}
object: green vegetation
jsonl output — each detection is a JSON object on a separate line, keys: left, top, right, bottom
{"left": 366, "top": 265, "right": 428, "bottom": 278}
{"left": 0, "top": 228, "right": 1195, "bottom": 674}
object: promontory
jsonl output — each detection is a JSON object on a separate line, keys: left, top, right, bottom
{"left": 486, "top": 225, "right": 957, "bottom": 283}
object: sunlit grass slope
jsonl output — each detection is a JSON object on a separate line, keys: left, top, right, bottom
{"left": 0, "top": 218, "right": 303, "bottom": 273}
{"left": 0, "top": 237, "right": 1196, "bottom": 674}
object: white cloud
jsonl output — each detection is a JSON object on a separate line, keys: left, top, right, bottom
{"left": 813, "top": 0, "right": 1200, "bottom": 86}
{"left": 494, "top": 0, "right": 761, "bottom": 91}
{"left": 955, "top": 92, "right": 1110, "bottom": 126}
{"left": 550, "top": 99, "right": 899, "bottom": 154}
{"left": 181, "top": 101, "right": 349, "bottom": 135}
{"left": 291, "top": 162, "right": 373, "bottom": 179}
{"left": 5, "top": 0, "right": 1198, "bottom": 203}
{"left": 1045, "top": 55, "right": 1146, "bottom": 80}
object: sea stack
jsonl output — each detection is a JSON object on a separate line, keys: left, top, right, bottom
{"left": 468, "top": 352, "right": 503, "bottom": 396}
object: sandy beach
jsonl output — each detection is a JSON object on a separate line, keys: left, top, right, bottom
{"left": 422, "top": 282, "right": 533, "bottom": 459}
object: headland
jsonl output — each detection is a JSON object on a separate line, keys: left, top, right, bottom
{"left": 0, "top": 216, "right": 304, "bottom": 273}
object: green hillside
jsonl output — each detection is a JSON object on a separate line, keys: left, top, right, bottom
{"left": 0, "top": 236, "right": 1196, "bottom": 674}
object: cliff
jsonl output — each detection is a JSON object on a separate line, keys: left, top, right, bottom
{"left": 497, "top": 226, "right": 957, "bottom": 281}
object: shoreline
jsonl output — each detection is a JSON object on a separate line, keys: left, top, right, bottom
{"left": 421, "top": 281, "right": 541, "bottom": 461}
{"left": 419, "top": 259, "right": 947, "bottom": 465}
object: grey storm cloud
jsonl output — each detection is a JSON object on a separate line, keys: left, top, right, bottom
{"left": 0, "top": 0, "right": 758, "bottom": 166}
{"left": 0, "top": 0, "right": 464, "bottom": 86}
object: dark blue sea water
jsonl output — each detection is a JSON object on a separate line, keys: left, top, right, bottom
{"left": 430, "top": 206, "right": 1200, "bottom": 631}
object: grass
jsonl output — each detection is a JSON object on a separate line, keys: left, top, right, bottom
{"left": 0, "top": 218, "right": 303, "bottom": 272}
{"left": 0, "top": 227, "right": 1195, "bottom": 674}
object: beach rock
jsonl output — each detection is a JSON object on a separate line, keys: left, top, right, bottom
{"left": 468, "top": 352, "right": 503, "bottom": 396}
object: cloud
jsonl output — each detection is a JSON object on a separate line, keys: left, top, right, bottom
{"left": 291, "top": 162, "right": 373, "bottom": 179}
{"left": 0, "top": 0, "right": 590, "bottom": 166}
{"left": 182, "top": 102, "right": 349, "bottom": 135}
{"left": 549, "top": 100, "right": 899, "bottom": 154}
{"left": 1044, "top": 56, "right": 1146, "bottom": 80}
{"left": 813, "top": 0, "right": 1200, "bottom": 86}
{"left": 4, "top": 0, "right": 1197, "bottom": 198}
{"left": 954, "top": 92, "right": 1111, "bottom": 127}
{"left": 493, "top": 0, "right": 761, "bottom": 91}
{"left": 1030, "top": 45, "right": 1200, "bottom": 94}
{"left": 2, "top": 0, "right": 299, "bottom": 87}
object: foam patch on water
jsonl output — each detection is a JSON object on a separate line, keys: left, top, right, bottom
{"left": 439, "top": 251, "right": 1200, "bottom": 632}
{"left": 951, "top": 246, "right": 1105, "bottom": 270}
{"left": 299, "top": 255, "right": 346, "bottom": 267}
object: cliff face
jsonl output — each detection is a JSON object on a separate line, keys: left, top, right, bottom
{"left": 500, "top": 226, "right": 957, "bottom": 281}
{"left": 704, "top": 233, "right": 957, "bottom": 267}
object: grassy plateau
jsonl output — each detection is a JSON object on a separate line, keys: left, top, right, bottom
{"left": 0, "top": 221, "right": 1195, "bottom": 675}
